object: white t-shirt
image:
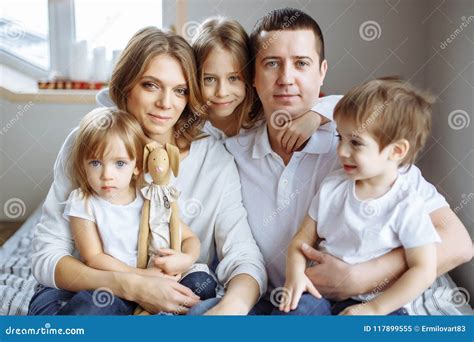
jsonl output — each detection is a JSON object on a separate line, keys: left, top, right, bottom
{"left": 308, "top": 169, "right": 441, "bottom": 302}
{"left": 63, "top": 188, "right": 143, "bottom": 267}
{"left": 309, "top": 169, "right": 441, "bottom": 261}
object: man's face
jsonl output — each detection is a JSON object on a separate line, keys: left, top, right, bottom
{"left": 253, "top": 30, "right": 327, "bottom": 121}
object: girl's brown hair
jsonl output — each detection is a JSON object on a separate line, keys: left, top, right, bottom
{"left": 69, "top": 108, "right": 147, "bottom": 198}
{"left": 192, "top": 17, "right": 259, "bottom": 131}
{"left": 109, "top": 26, "right": 206, "bottom": 151}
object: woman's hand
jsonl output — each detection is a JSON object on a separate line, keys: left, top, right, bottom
{"left": 127, "top": 273, "right": 200, "bottom": 314}
{"left": 301, "top": 243, "right": 358, "bottom": 301}
{"left": 279, "top": 271, "right": 321, "bottom": 313}
{"left": 152, "top": 248, "right": 194, "bottom": 276}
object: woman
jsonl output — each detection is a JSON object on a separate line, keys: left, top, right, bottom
{"left": 29, "top": 27, "right": 266, "bottom": 315}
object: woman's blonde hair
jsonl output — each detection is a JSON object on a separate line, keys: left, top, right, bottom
{"left": 192, "top": 17, "right": 259, "bottom": 131}
{"left": 68, "top": 107, "right": 147, "bottom": 198}
{"left": 109, "top": 26, "right": 206, "bottom": 151}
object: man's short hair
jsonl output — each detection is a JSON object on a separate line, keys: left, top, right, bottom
{"left": 249, "top": 7, "right": 325, "bottom": 67}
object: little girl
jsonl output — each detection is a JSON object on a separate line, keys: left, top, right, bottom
{"left": 64, "top": 108, "right": 216, "bottom": 310}
{"left": 192, "top": 17, "right": 336, "bottom": 151}
{"left": 281, "top": 78, "right": 441, "bottom": 315}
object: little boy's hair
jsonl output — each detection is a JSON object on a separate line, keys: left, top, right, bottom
{"left": 334, "top": 77, "right": 435, "bottom": 167}
{"left": 69, "top": 107, "right": 147, "bottom": 198}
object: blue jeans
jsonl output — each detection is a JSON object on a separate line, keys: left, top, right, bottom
{"left": 187, "top": 293, "right": 409, "bottom": 316}
{"left": 187, "top": 296, "right": 280, "bottom": 315}
{"left": 29, "top": 271, "right": 217, "bottom": 316}
{"left": 273, "top": 294, "right": 409, "bottom": 316}
{"left": 180, "top": 271, "right": 217, "bottom": 300}
{"left": 28, "top": 284, "right": 136, "bottom": 315}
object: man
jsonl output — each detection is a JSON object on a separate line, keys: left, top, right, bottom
{"left": 190, "top": 7, "right": 472, "bottom": 315}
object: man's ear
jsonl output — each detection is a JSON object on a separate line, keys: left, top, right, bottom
{"left": 389, "top": 139, "right": 410, "bottom": 163}
{"left": 319, "top": 59, "right": 328, "bottom": 86}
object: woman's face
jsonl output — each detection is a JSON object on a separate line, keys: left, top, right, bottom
{"left": 126, "top": 54, "right": 188, "bottom": 142}
{"left": 201, "top": 47, "right": 246, "bottom": 120}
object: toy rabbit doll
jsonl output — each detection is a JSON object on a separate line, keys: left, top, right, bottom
{"left": 135, "top": 142, "right": 216, "bottom": 315}
{"left": 137, "top": 141, "right": 182, "bottom": 267}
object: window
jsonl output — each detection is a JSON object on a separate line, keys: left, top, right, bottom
{"left": 0, "top": 0, "right": 162, "bottom": 79}
{"left": 0, "top": 0, "right": 49, "bottom": 70}
{"left": 74, "top": 0, "right": 162, "bottom": 60}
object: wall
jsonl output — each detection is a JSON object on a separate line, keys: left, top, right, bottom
{"left": 164, "top": 0, "right": 430, "bottom": 91}
{"left": 0, "top": 98, "right": 95, "bottom": 221}
{"left": 420, "top": 0, "right": 473, "bottom": 305}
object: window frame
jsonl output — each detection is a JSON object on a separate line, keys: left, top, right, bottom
{"left": 0, "top": 0, "right": 74, "bottom": 79}
{"left": 1, "top": 0, "right": 165, "bottom": 80}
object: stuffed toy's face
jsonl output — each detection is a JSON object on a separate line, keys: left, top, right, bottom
{"left": 147, "top": 148, "right": 171, "bottom": 184}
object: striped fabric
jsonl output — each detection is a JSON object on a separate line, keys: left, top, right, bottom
{"left": 0, "top": 206, "right": 39, "bottom": 315}
{"left": 0, "top": 205, "right": 472, "bottom": 316}
{"left": 408, "top": 274, "right": 473, "bottom": 315}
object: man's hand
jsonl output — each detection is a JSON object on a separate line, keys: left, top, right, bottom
{"left": 302, "top": 243, "right": 358, "bottom": 301}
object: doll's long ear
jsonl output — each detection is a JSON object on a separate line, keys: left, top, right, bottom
{"left": 143, "top": 142, "right": 158, "bottom": 171}
{"left": 166, "top": 143, "right": 180, "bottom": 177}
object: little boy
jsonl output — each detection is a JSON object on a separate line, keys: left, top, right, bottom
{"left": 281, "top": 78, "right": 441, "bottom": 315}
